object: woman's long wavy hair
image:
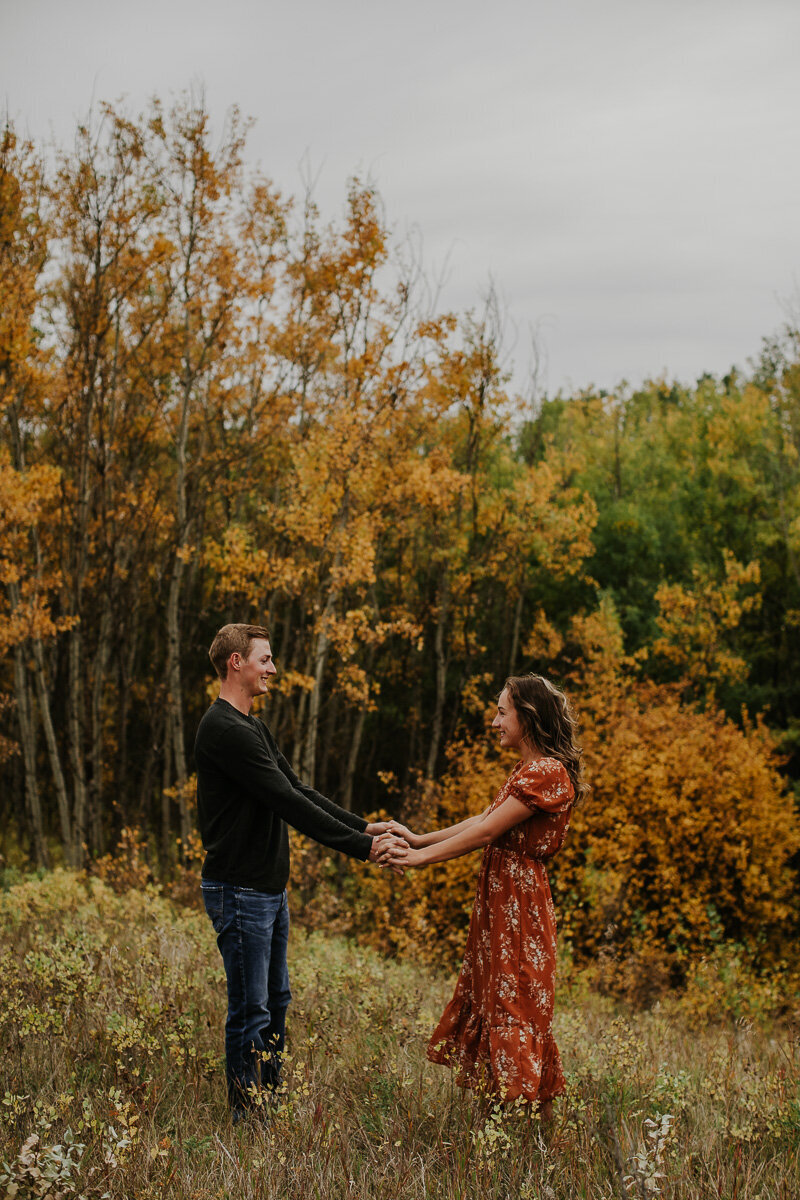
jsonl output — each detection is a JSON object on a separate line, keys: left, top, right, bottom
{"left": 502, "top": 674, "right": 589, "bottom": 805}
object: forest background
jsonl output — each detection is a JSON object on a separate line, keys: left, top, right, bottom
{"left": 2, "top": 95, "right": 799, "bottom": 1004}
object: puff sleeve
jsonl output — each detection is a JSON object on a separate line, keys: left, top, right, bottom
{"left": 510, "top": 757, "right": 573, "bottom": 814}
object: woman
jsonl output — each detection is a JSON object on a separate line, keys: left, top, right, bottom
{"left": 389, "top": 674, "right": 586, "bottom": 1114}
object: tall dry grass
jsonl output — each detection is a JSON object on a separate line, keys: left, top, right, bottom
{"left": 0, "top": 869, "right": 798, "bottom": 1199}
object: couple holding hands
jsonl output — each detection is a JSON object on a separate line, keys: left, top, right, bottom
{"left": 196, "top": 623, "right": 585, "bottom": 1124}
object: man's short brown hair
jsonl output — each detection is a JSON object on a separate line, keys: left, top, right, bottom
{"left": 209, "top": 623, "right": 271, "bottom": 680}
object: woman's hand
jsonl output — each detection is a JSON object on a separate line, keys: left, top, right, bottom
{"left": 386, "top": 820, "right": 421, "bottom": 848}
{"left": 368, "top": 832, "right": 409, "bottom": 874}
{"left": 396, "top": 845, "right": 425, "bottom": 868}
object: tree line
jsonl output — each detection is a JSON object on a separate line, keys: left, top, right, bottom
{"left": 1, "top": 94, "right": 799, "bottom": 874}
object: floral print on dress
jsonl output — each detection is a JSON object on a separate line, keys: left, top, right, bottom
{"left": 427, "top": 756, "right": 574, "bottom": 1103}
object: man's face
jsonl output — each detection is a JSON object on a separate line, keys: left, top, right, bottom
{"left": 235, "top": 638, "right": 277, "bottom": 697}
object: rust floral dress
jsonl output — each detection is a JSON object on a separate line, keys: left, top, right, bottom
{"left": 427, "top": 757, "right": 574, "bottom": 1102}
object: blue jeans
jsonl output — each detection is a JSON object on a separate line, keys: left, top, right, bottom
{"left": 201, "top": 881, "right": 292, "bottom": 1114}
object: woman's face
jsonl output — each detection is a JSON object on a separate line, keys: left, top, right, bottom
{"left": 492, "top": 687, "right": 527, "bottom": 752}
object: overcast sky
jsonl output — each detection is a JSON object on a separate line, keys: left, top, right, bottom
{"left": 2, "top": 0, "right": 799, "bottom": 396}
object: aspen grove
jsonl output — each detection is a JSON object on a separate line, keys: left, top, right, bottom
{"left": 2, "top": 97, "right": 800, "bottom": 993}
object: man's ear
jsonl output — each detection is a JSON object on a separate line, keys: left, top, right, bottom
{"left": 229, "top": 653, "right": 241, "bottom": 673}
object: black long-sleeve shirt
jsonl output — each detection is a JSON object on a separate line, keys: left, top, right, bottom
{"left": 195, "top": 698, "right": 371, "bottom": 891}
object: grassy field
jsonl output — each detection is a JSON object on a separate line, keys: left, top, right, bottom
{"left": 0, "top": 870, "right": 798, "bottom": 1199}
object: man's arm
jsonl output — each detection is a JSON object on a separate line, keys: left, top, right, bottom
{"left": 208, "top": 721, "right": 373, "bottom": 859}
{"left": 276, "top": 757, "right": 392, "bottom": 838}
{"left": 266, "top": 728, "right": 369, "bottom": 833}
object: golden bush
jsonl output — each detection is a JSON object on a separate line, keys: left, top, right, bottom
{"left": 92, "top": 827, "right": 154, "bottom": 894}
{"left": 552, "top": 681, "right": 800, "bottom": 996}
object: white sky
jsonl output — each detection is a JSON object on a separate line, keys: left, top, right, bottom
{"left": 2, "top": 0, "right": 799, "bottom": 396}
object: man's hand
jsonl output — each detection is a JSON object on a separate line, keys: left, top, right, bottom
{"left": 364, "top": 820, "right": 391, "bottom": 836}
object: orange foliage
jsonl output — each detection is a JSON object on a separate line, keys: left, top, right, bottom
{"left": 552, "top": 680, "right": 800, "bottom": 998}
{"left": 93, "top": 827, "right": 155, "bottom": 894}
{"left": 93, "top": 822, "right": 205, "bottom": 908}
{"left": 0, "top": 456, "right": 75, "bottom": 653}
{"left": 293, "top": 603, "right": 800, "bottom": 1004}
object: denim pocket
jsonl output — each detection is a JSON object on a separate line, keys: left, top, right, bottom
{"left": 201, "top": 883, "right": 225, "bottom": 934}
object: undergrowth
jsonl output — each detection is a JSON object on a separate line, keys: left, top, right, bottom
{"left": 0, "top": 869, "right": 798, "bottom": 1198}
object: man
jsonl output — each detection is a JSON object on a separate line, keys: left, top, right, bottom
{"left": 196, "top": 622, "right": 402, "bottom": 1121}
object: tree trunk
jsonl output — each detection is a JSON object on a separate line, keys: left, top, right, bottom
{"left": 342, "top": 705, "right": 367, "bottom": 812}
{"left": 317, "top": 691, "right": 340, "bottom": 799}
{"left": 163, "top": 551, "right": 191, "bottom": 856}
{"left": 166, "top": 328, "right": 195, "bottom": 849}
{"left": 508, "top": 591, "right": 524, "bottom": 675}
{"left": 301, "top": 603, "right": 334, "bottom": 785}
{"left": 12, "top": 644, "right": 49, "bottom": 867}
{"left": 138, "top": 694, "right": 165, "bottom": 831}
{"left": 166, "top": 555, "right": 188, "bottom": 784}
{"left": 426, "top": 573, "right": 449, "bottom": 780}
{"left": 161, "top": 722, "right": 174, "bottom": 866}
{"left": 32, "top": 636, "right": 72, "bottom": 859}
{"left": 67, "top": 625, "right": 89, "bottom": 866}
{"left": 66, "top": 371, "right": 94, "bottom": 865}
{"left": 4, "top": 412, "right": 52, "bottom": 864}
{"left": 88, "top": 599, "right": 113, "bottom": 856}
{"left": 290, "top": 682, "right": 309, "bottom": 775}
{"left": 341, "top": 639, "right": 376, "bottom": 811}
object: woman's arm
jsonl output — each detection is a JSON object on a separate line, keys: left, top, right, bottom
{"left": 390, "top": 796, "right": 532, "bottom": 868}
{"left": 387, "top": 811, "right": 489, "bottom": 849}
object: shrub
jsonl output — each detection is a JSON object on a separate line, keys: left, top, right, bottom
{"left": 552, "top": 682, "right": 800, "bottom": 998}
{"left": 293, "top": 674, "right": 800, "bottom": 1007}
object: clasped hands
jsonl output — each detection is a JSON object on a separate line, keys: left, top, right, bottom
{"left": 366, "top": 820, "right": 418, "bottom": 874}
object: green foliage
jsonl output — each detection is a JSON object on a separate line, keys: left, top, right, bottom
{"left": 522, "top": 359, "right": 800, "bottom": 728}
